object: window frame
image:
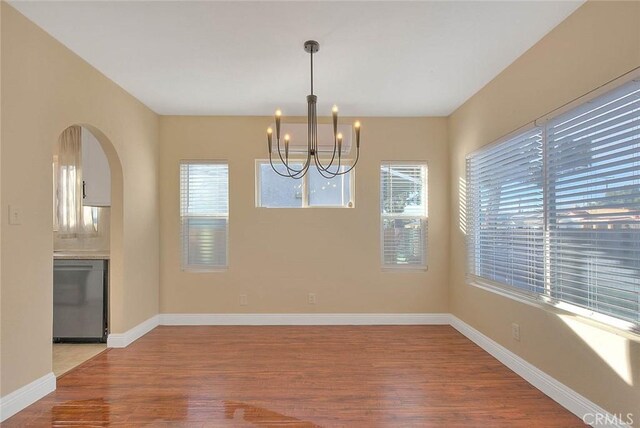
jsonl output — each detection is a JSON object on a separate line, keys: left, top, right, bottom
{"left": 179, "top": 160, "right": 229, "bottom": 273}
{"left": 380, "top": 161, "right": 429, "bottom": 272}
{"left": 255, "top": 159, "right": 355, "bottom": 209}
{"left": 465, "top": 77, "right": 640, "bottom": 334}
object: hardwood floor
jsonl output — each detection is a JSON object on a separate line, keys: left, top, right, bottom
{"left": 4, "top": 326, "right": 583, "bottom": 427}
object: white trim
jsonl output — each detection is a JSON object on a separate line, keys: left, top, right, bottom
{"left": 449, "top": 315, "right": 630, "bottom": 428}
{"left": 107, "top": 314, "right": 160, "bottom": 348}
{"left": 255, "top": 159, "right": 355, "bottom": 209}
{"left": 159, "top": 313, "right": 450, "bottom": 326}
{"left": 0, "top": 372, "right": 55, "bottom": 422}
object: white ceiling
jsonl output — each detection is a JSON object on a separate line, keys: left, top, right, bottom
{"left": 10, "top": 1, "right": 583, "bottom": 116}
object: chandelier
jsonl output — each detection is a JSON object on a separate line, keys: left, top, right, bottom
{"left": 266, "top": 40, "right": 361, "bottom": 179}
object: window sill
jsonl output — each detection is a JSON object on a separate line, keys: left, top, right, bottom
{"left": 382, "top": 266, "right": 428, "bottom": 273}
{"left": 467, "top": 277, "right": 640, "bottom": 339}
{"left": 182, "top": 268, "right": 228, "bottom": 273}
{"left": 256, "top": 206, "right": 354, "bottom": 209}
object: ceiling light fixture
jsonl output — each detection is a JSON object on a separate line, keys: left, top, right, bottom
{"left": 266, "top": 40, "right": 361, "bottom": 179}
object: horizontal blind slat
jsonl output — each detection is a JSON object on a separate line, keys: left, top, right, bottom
{"left": 381, "top": 163, "right": 428, "bottom": 267}
{"left": 180, "top": 162, "right": 229, "bottom": 270}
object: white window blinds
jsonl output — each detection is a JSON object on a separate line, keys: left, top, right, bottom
{"left": 547, "top": 80, "right": 640, "bottom": 325}
{"left": 467, "top": 79, "right": 640, "bottom": 329}
{"left": 466, "top": 129, "right": 545, "bottom": 294}
{"left": 180, "top": 162, "right": 229, "bottom": 270}
{"left": 380, "top": 163, "right": 428, "bottom": 269}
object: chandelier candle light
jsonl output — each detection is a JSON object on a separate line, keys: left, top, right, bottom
{"left": 266, "top": 40, "right": 361, "bottom": 179}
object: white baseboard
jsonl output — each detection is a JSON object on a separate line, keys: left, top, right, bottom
{"left": 159, "top": 313, "right": 451, "bottom": 326}
{"left": 107, "top": 314, "right": 160, "bottom": 348}
{"left": 0, "top": 372, "right": 55, "bottom": 422}
{"left": 449, "top": 315, "right": 629, "bottom": 428}
{"left": 107, "top": 313, "right": 447, "bottom": 347}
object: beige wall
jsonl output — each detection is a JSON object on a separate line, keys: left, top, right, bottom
{"left": 0, "top": 3, "right": 160, "bottom": 396}
{"left": 160, "top": 116, "right": 449, "bottom": 314}
{"left": 2, "top": 0, "right": 639, "bottom": 421}
{"left": 449, "top": 0, "right": 640, "bottom": 419}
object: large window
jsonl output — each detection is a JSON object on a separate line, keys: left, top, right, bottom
{"left": 467, "top": 79, "right": 640, "bottom": 329}
{"left": 256, "top": 161, "right": 353, "bottom": 208}
{"left": 466, "top": 129, "right": 545, "bottom": 293}
{"left": 180, "top": 161, "right": 229, "bottom": 271}
{"left": 380, "top": 162, "right": 428, "bottom": 269}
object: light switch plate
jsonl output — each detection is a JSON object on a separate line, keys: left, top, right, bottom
{"left": 512, "top": 323, "right": 520, "bottom": 341}
{"left": 9, "top": 205, "right": 22, "bottom": 225}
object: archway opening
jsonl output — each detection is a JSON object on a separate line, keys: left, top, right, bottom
{"left": 51, "top": 124, "right": 124, "bottom": 377}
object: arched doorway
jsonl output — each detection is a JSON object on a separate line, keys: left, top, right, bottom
{"left": 51, "top": 124, "right": 124, "bottom": 376}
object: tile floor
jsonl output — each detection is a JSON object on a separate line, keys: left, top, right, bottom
{"left": 52, "top": 343, "right": 107, "bottom": 377}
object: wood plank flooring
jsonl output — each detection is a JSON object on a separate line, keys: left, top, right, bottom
{"left": 4, "top": 326, "right": 584, "bottom": 427}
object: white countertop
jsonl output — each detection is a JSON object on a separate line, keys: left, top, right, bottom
{"left": 53, "top": 251, "right": 110, "bottom": 260}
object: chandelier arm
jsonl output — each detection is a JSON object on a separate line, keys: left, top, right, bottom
{"left": 269, "top": 152, "right": 307, "bottom": 179}
{"left": 296, "top": 131, "right": 314, "bottom": 175}
{"left": 312, "top": 150, "right": 342, "bottom": 179}
{"left": 317, "top": 147, "right": 360, "bottom": 177}
{"left": 274, "top": 140, "right": 308, "bottom": 177}
{"left": 313, "top": 162, "right": 339, "bottom": 179}
{"left": 311, "top": 119, "right": 337, "bottom": 172}
{"left": 311, "top": 114, "right": 338, "bottom": 172}
{"left": 274, "top": 135, "right": 306, "bottom": 174}
{"left": 335, "top": 149, "right": 360, "bottom": 175}
{"left": 297, "top": 145, "right": 313, "bottom": 176}
{"left": 312, "top": 136, "right": 340, "bottom": 172}
{"left": 313, "top": 140, "right": 338, "bottom": 172}
{"left": 272, "top": 130, "right": 313, "bottom": 178}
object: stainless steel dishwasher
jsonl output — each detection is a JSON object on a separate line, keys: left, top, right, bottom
{"left": 53, "top": 259, "right": 108, "bottom": 342}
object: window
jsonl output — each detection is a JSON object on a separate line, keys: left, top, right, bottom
{"left": 467, "top": 79, "right": 640, "bottom": 330}
{"left": 380, "top": 162, "right": 428, "bottom": 269}
{"left": 256, "top": 161, "right": 353, "bottom": 208}
{"left": 547, "top": 81, "right": 640, "bottom": 326}
{"left": 466, "top": 129, "right": 545, "bottom": 294}
{"left": 53, "top": 128, "right": 101, "bottom": 237}
{"left": 180, "top": 161, "right": 229, "bottom": 270}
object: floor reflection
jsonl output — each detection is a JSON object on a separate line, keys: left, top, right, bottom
{"left": 224, "top": 400, "right": 320, "bottom": 427}
{"left": 52, "top": 398, "right": 110, "bottom": 425}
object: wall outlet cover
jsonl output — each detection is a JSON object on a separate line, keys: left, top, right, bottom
{"left": 9, "top": 205, "right": 22, "bottom": 225}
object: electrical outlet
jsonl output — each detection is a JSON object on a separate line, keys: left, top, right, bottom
{"left": 512, "top": 323, "right": 520, "bottom": 341}
{"left": 239, "top": 294, "right": 248, "bottom": 306}
{"left": 308, "top": 293, "right": 317, "bottom": 305}
{"left": 9, "top": 205, "right": 22, "bottom": 225}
